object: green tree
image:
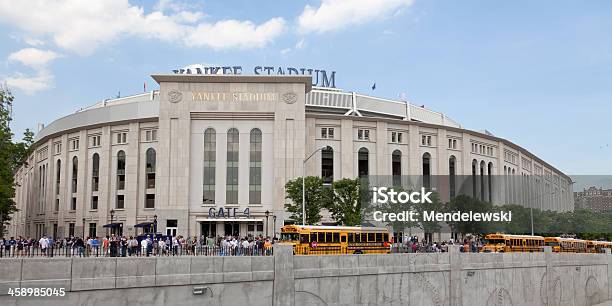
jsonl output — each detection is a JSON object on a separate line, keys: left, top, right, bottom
{"left": 284, "top": 176, "right": 330, "bottom": 225}
{"left": 444, "top": 195, "right": 493, "bottom": 235}
{"left": 325, "top": 178, "right": 362, "bottom": 226}
{"left": 415, "top": 191, "right": 444, "bottom": 238}
{"left": 377, "top": 187, "right": 420, "bottom": 235}
{"left": 0, "top": 85, "right": 33, "bottom": 235}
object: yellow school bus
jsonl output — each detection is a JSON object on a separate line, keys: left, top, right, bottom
{"left": 482, "top": 234, "right": 545, "bottom": 253}
{"left": 544, "top": 237, "right": 588, "bottom": 253}
{"left": 279, "top": 225, "right": 391, "bottom": 255}
{"left": 586, "top": 240, "right": 612, "bottom": 253}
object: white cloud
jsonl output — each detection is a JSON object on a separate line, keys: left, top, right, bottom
{"left": 8, "top": 48, "right": 61, "bottom": 69}
{"left": 24, "top": 38, "right": 45, "bottom": 47}
{"left": 298, "top": 0, "right": 414, "bottom": 34}
{"left": 185, "top": 18, "right": 285, "bottom": 49}
{"left": 0, "top": 0, "right": 286, "bottom": 55}
{"left": 295, "top": 38, "right": 305, "bottom": 49}
{"left": 4, "top": 70, "right": 54, "bottom": 95}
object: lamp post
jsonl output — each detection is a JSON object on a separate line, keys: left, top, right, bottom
{"left": 153, "top": 214, "right": 158, "bottom": 235}
{"left": 109, "top": 209, "right": 115, "bottom": 235}
{"left": 302, "top": 146, "right": 328, "bottom": 225}
{"left": 272, "top": 215, "right": 277, "bottom": 239}
{"left": 265, "top": 210, "right": 270, "bottom": 237}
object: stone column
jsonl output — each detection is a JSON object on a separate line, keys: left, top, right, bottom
{"left": 606, "top": 248, "right": 611, "bottom": 300}
{"left": 449, "top": 245, "right": 462, "bottom": 306}
{"left": 273, "top": 244, "right": 294, "bottom": 306}
{"left": 543, "top": 246, "right": 553, "bottom": 306}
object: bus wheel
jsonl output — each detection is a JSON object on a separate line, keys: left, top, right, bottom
{"left": 354, "top": 250, "right": 363, "bottom": 254}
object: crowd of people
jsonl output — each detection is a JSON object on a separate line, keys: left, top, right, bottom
{"left": 0, "top": 234, "right": 276, "bottom": 257}
{"left": 393, "top": 236, "right": 483, "bottom": 253}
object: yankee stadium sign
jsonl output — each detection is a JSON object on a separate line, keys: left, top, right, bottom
{"left": 173, "top": 65, "right": 336, "bottom": 88}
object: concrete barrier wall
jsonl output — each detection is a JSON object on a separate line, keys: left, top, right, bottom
{"left": 0, "top": 248, "right": 610, "bottom": 306}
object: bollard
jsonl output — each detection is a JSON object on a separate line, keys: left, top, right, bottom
{"left": 273, "top": 245, "right": 294, "bottom": 306}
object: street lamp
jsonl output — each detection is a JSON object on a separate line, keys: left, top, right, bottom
{"left": 265, "top": 210, "right": 270, "bottom": 237}
{"left": 302, "top": 146, "right": 328, "bottom": 225}
{"left": 272, "top": 215, "right": 277, "bottom": 239}
{"left": 153, "top": 214, "right": 158, "bottom": 235}
{"left": 109, "top": 209, "right": 115, "bottom": 235}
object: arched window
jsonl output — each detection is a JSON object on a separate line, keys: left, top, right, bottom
{"left": 249, "top": 128, "right": 262, "bottom": 204}
{"left": 71, "top": 156, "right": 78, "bottom": 193}
{"left": 449, "top": 156, "right": 456, "bottom": 198}
{"left": 321, "top": 146, "right": 333, "bottom": 184}
{"left": 146, "top": 148, "right": 156, "bottom": 189}
{"left": 55, "top": 159, "right": 61, "bottom": 195}
{"left": 480, "top": 161, "right": 486, "bottom": 201}
{"left": 92, "top": 153, "right": 99, "bottom": 192}
{"left": 358, "top": 148, "right": 369, "bottom": 178}
{"left": 392, "top": 150, "right": 402, "bottom": 187}
{"left": 472, "top": 159, "right": 478, "bottom": 198}
{"left": 226, "top": 128, "right": 239, "bottom": 204}
{"left": 488, "top": 162, "right": 493, "bottom": 202}
{"left": 117, "top": 150, "right": 126, "bottom": 190}
{"left": 203, "top": 128, "right": 216, "bottom": 204}
{"left": 422, "top": 153, "right": 431, "bottom": 189}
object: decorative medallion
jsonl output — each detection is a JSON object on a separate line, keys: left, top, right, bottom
{"left": 168, "top": 89, "right": 183, "bottom": 103}
{"left": 282, "top": 92, "right": 297, "bottom": 104}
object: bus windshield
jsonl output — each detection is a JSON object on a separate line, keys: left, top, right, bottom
{"left": 485, "top": 239, "right": 505, "bottom": 245}
{"left": 545, "top": 242, "right": 559, "bottom": 247}
{"left": 280, "top": 233, "right": 299, "bottom": 241}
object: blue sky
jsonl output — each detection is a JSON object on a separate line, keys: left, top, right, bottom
{"left": 0, "top": 0, "right": 611, "bottom": 175}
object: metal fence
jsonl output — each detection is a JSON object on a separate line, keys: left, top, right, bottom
{"left": 0, "top": 244, "right": 274, "bottom": 258}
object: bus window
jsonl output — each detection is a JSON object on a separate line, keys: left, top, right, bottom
{"left": 318, "top": 232, "right": 325, "bottom": 243}
{"left": 383, "top": 233, "right": 389, "bottom": 242}
{"left": 341, "top": 235, "right": 346, "bottom": 243}
{"left": 310, "top": 233, "right": 317, "bottom": 242}
{"left": 368, "top": 233, "right": 375, "bottom": 242}
{"left": 333, "top": 233, "right": 340, "bottom": 243}
{"left": 375, "top": 233, "right": 382, "bottom": 242}
{"left": 348, "top": 233, "right": 354, "bottom": 242}
{"left": 326, "top": 232, "right": 332, "bottom": 243}
{"left": 300, "top": 234, "right": 309, "bottom": 244}
{"left": 362, "top": 233, "right": 368, "bottom": 242}
{"left": 355, "top": 233, "right": 361, "bottom": 242}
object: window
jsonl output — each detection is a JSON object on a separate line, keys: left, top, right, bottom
{"left": 117, "top": 150, "right": 125, "bottom": 190}
{"left": 69, "top": 138, "right": 79, "bottom": 151}
{"left": 88, "top": 223, "right": 97, "bottom": 238}
{"left": 54, "top": 142, "right": 62, "bottom": 154}
{"left": 421, "top": 135, "right": 432, "bottom": 146}
{"left": 69, "top": 223, "right": 75, "bottom": 237}
{"left": 449, "top": 156, "right": 456, "bottom": 198}
{"left": 71, "top": 197, "right": 77, "bottom": 211}
{"left": 448, "top": 138, "right": 458, "bottom": 149}
{"left": 71, "top": 156, "right": 78, "bottom": 193}
{"left": 55, "top": 159, "right": 61, "bottom": 195}
{"left": 423, "top": 153, "right": 431, "bottom": 189}
{"left": 226, "top": 128, "right": 239, "bottom": 204}
{"left": 358, "top": 147, "right": 369, "bottom": 177}
{"left": 357, "top": 129, "right": 370, "bottom": 140}
{"left": 249, "top": 129, "right": 262, "bottom": 204}
{"left": 55, "top": 199, "right": 59, "bottom": 212}
{"left": 321, "top": 146, "right": 333, "bottom": 184}
{"left": 391, "top": 132, "right": 403, "bottom": 143}
{"left": 92, "top": 153, "right": 99, "bottom": 192}
{"left": 89, "top": 135, "right": 101, "bottom": 147}
{"left": 145, "top": 194, "right": 155, "bottom": 209}
{"left": 91, "top": 196, "right": 98, "bottom": 210}
{"left": 203, "top": 128, "right": 215, "bottom": 204}
{"left": 321, "top": 127, "right": 335, "bottom": 139}
{"left": 146, "top": 148, "right": 156, "bottom": 189}
{"left": 116, "top": 195, "right": 125, "bottom": 209}
{"left": 392, "top": 150, "right": 401, "bottom": 187}
{"left": 145, "top": 129, "right": 157, "bottom": 142}
{"left": 166, "top": 220, "right": 178, "bottom": 236}
{"left": 115, "top": 132, "right": 128, "bottom": 144}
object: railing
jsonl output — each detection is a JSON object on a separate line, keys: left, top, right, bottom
{"left": 0, "top": 244, "right": 274, "bottom": 258}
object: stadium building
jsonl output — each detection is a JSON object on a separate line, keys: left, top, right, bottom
{"left": 7, "top": 74, "right": 574, "bottom": 239}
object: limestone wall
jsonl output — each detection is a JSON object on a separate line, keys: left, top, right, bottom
{"left": 0, "top": 247, "right": 610, "bottom": 306}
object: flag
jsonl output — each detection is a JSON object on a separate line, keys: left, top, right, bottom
{"left": 371, "top": 82, "right": 376, "bottom": 90}
{"left": 144, "top": 82, "right": 147, "bottom": 92}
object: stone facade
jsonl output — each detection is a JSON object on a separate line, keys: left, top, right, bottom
{"left": 7, "top": 75, "right": 574, "bottom": 240}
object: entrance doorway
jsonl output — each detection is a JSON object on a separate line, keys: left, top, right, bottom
{"left": 200, "top": 221, "right": 217, "bottom": 238}
{"left": 223, "top": 222, "right": 239, "bottom": 237}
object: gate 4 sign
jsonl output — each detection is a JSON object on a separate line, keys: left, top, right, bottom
{"left": 208, "top": 207, "right": 250, "bottom": 219}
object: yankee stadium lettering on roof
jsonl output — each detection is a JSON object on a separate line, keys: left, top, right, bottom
{"left": 173, "top": 65, "right": 336, "bottom": 88}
